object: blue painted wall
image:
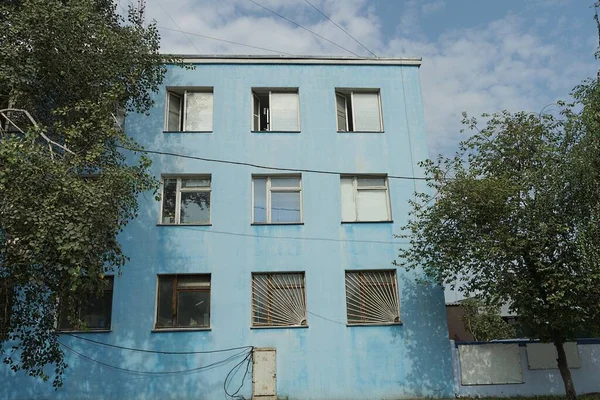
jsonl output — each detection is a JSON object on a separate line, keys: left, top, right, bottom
{"left": 2, "top": 60, "right": 454, "bottom": 400}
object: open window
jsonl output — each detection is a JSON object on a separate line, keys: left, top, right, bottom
{"left": 335, "top": 89, "right": 383, "bottom": 132}
{"left": 165, "top": 88, "right": 214, "bottom": 132}
{"left": 252, "top": 88, "right": 300, "bottom": 132}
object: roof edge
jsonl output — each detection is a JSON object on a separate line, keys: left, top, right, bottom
{"left": 163, "top": 54, "right": 422, "bottom": 66}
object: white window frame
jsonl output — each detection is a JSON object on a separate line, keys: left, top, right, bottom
{"left": 160, "top": 175, "right": 211, "bottom": 225}
{"left": 251, "top": 88, "right": 300, "bottom": 132}
{"left": 252, "top": 175, "right": 303, "bottom": 224}
{"left": 335, "top": 89, "right": 383, "bottom": 132}
{"left": 164, "top": 88, "right": 214, "bottom": 132}
{"left": 341, "top": 175, "right": 392, "bottom": 222}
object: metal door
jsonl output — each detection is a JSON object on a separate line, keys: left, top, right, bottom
{"left": 253, "top": 348, "right": 276, "bottom": 399}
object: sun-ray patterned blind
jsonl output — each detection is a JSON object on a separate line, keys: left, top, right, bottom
{"left": 252, "top": 273, "right": 307, "bottom": 327}
{"left": 345, "top": 270, "right": 400, "bottom": 325}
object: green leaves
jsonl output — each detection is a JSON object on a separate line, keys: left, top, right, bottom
{"left": 0, "top": 0, "right": 169, "bottom": 387}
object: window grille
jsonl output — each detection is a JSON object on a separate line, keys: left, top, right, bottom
{"left": 345, "top": 270, "right": 400, "bottom": 325}
{"left": 252, "top": 273, "right": 307, "bottom": 327}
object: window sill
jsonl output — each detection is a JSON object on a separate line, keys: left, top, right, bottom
{"left": 251, "top": 325, "right": 308, "bottom": 330}
{"left": 152, "top": 328, "right": 211, "bottom": 332}
{"left": 251, "top": 131, "right": 301, "bottom": 134}
{"left": 163, "top": 130, "right": 213, "bottom": 134}
{"left": 347, "top": 322, "right": 403, "bottom": 327}
{"left": 157, "top": 223, "right": 212, "bottom": 227}
{"left": 59, "top": 329, "right": 111, "bottom": 334}
{"left": 337, "top": 131, "right": 384, "bottom": 133}
{"left": 341, "top": 220, "right": 393, "bottom": 224}
{"left": 251, "top": 222, "right": 304, "bottom": 226}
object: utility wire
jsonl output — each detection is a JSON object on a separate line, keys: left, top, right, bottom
{"left": 59, "top": 341, "right": 251, "bottom": 376}
{"left": 175, "top": 226, "right": 410, "bottom": 246}
{"left": 151, "top": 0, "right": 203, "bottom": 54}
{"left": 117, "top": 145, "right": 428, "bottom": 181}
{"left": 157, "top": 26, "right": 294, "bottom": 56}
{"left": 64, "top": 333, "right": 253, "bottom": 355}
{"left": 245, "top": 0, "right": 362, "bottom": 57}
{"left": 303, "top": 0, "right": 377, "bottom": 58}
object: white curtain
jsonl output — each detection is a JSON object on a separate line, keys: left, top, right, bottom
{"left": 184, "top": 92, "right": 213, "bottom": 131}
{"left": 356, "top": 190, "right": 388, "bottom": 221}
{"left": 270, "top": 92, "right": 299, "bottom": 131}
{"left": 352, "top": 92, "right": 381, "bottom": 131}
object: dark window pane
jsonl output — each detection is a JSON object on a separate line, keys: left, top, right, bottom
{"left": 180, "top": 192, "right": 210, "bottom": 224}
{"left": 181, "top": 178, "right": 210, "bottom": 188}
{"left": 177, "top": 275, "right": 210, "bottom": 288}
{"left": 162, "top": 179, "right": 177, "bottom": 224}
{"left": 81, "top": 291, "right": 112, "bottom": 329}
{"left": 177, "top": 291, "right": 210, "bottom": 328}
{"left": 253, "top": 178, "right": 267, "bottom": 223}
{"left": 271, "top": 192, "right": 300, "bottom": 223}
{"left": 157, "top": 277, "right": 174, "bottom": 328}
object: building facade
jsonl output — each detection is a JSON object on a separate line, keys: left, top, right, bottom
{"left": 2, "top": 56, "right": 454, "bottom": 400}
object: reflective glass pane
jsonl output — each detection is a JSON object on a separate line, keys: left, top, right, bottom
{"left": 253, "top": 178, "right": 267, "bottom": 223}
{"left": 184, "top": 92, "right": 213, "bottom": 131}
{"left": 356, "top": 190, "right": 389, "bottom": 221}
{"left": 177, "top": 275, "right": 210, "bottom": 288}
{"left": 357, "top": 177, "right": 386, "bottom": 187}
{"left": 167, "top": 93, "right": 181, "bottom": 131}
{"left": 161, "top": 179, "right": 177, "bottom": 224}
{"left": 177, "top": 291, "right": 210, "bottom": 328}
{"left": 181, "top": 178, "right": 210, "bottom": 188}
{"left": 180, "top": 192, "right": 210, "bottom": 224}
{"left": 271, "top": 192, "right": 301, "bottom": 223}
{"left": 157, "top": 277, "right": 174, "bottom": 328}
{"left": 81, "top": 291, "right": 112, "bottom": 329}
{"left": 270, "top": 177, "right": 300, "bottom": 188}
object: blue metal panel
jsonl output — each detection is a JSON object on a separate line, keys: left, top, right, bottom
{"left": 2, "top": 61, "right": 454, "bottom": 399}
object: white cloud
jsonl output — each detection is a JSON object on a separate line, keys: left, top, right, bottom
{"left": 131, "top": 0, "right": 597, "bottom": 157}
{"left": 422, "top": 0, "right": 446, "bottom": 15}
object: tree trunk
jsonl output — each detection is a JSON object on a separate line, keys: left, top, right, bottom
{"left": 553, "top": 334, "right": 576, "bottom": 400}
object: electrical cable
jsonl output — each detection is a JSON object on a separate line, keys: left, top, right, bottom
{"left": 303, "top": 0, "right": 377, "bottom": 58}
{"left": 151, "top": 0, "right": 203, "bottom": 54}
{"left": 157, "top": 26, "right": 295, "bottom": 56}
{"left": 306, "top": 310, "right": 347, "bottom": 326}
{"left": 224, "top": 350, "right": 253, "bottom": 400}
{"left": 64, "top": 333, "right": 253, "bottom": 355}
{"left": 245, "top": 0, "right": 362, "bottom": 57}
{"left": 59, "top": 341, "right": 251, "bottom": 376}
{"left": 116, "top": 145, "right": 429, "bottom": 181}
{"left": 175, "top": 225, "right": 409, "bottom": 245}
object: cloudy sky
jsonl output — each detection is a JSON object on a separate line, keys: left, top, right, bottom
{"left": 124, "top": 0, "right": 599, "bottom": 157}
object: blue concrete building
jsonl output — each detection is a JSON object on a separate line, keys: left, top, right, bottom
{"left": 2, "top": 56, "right": 454, "bottom": 400}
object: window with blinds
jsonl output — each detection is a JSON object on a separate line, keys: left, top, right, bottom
{"left": 341, "top": 175, "right": 391, "bottom": 222}
{"left": 335, "top": 89, "right": 383, "bottom": 132}
{"left": 345, "top": 270, "right": 400, "bottom": 325}
{"left": 165, "top": 88, "right": 214, "bottom": 132}
{"left": 252, "top": 272, "right": 307, "bottom": 327}
{"left": 252, "top": 89, "right": 300, "bottom": 132}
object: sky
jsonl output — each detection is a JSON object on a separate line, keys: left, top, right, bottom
{"left": 122, "top": 0, "right": 600, "bottom": 158}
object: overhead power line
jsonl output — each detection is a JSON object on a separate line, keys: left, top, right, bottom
{"left": 151, "top": 0, "right": 203, "bottom": 54}
{"left": 117, "top": 145, "right": 429, "bottom": 181}
{"left": 303, "top": 0, "right": 377, "bottom": 58}
{"left": 64, "top": 333, "right": 253, "bottom": 355}
{"left": 157, "top": 26, "right": 294, "bottom": 55}
{"left": 245, "top": 0, "right": 362, "bottom": 57}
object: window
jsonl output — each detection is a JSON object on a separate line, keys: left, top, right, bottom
{"left": 253, "top": 176, "right": 302, "bottom": 224}
{"left": 165, "top": 88, "right": 214, "bottom": 132}
{"left": 345, "top": 270, "right": 400, "bottom": 325}
{"left": 341, "top": 175, "right": 391, "bottom": 222}
{"left": 161, "top": 176, "right": 211, "bottom": 225}
{"left": 155, "top": 274, "right": 211, "bottom": 329}
{"left": 335, "top": 89, "right": 382, "bottom": 132}
{"left": 252, "top": 272, "right": 307, "bottom": 327}
{"left": 59, "top": 277, "right": 114, "bottom": 331}
{"left": 252, "top": 89, "right": 300, "bottom": 131}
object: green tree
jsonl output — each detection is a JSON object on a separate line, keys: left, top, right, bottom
{"left": 0, "top": 0, "right": 177, "bottom": 386}
{"left": 396, "top": 23, "right": 600, "bottom": 400}
{"left": 460, "top": 298, "right": 515, "bottom": 342}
